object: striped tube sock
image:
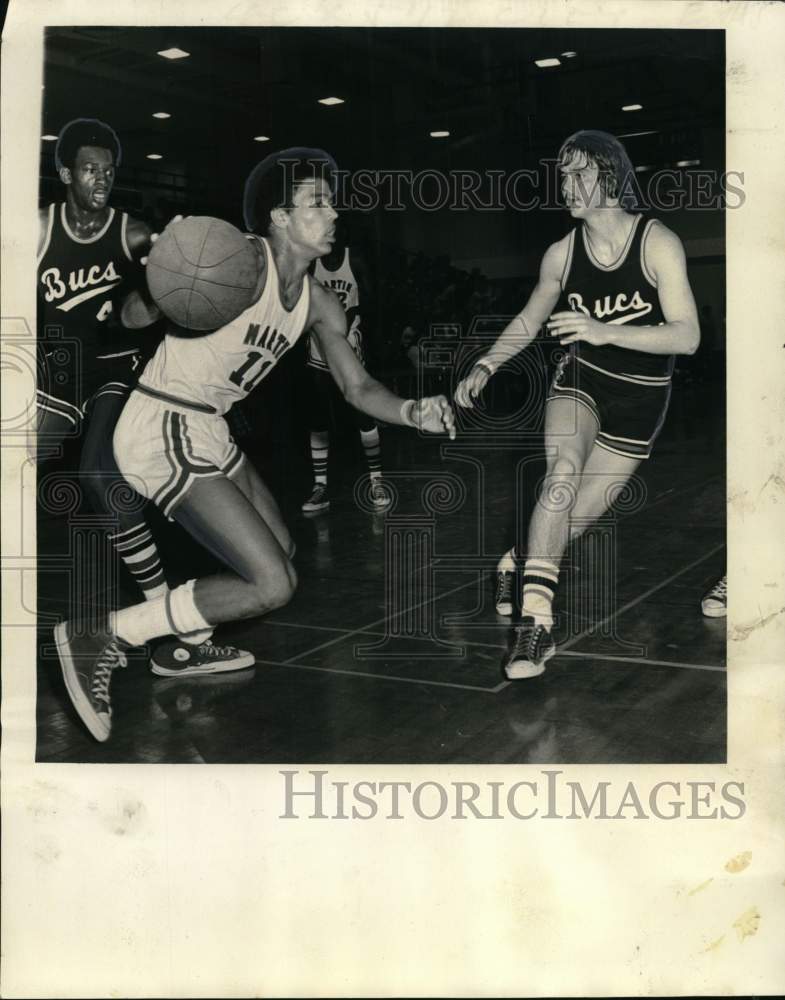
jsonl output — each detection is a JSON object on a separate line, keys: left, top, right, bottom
{"left": 360, "top": 427, "right": 382, "bottom": 479}
{"left": 520, "top": 558, "right": 560, "bottom": 629}
{"left": 310, "top": 431, "right": 329, "bottom": 485}
{"left": 110, "top": 579, "right": 211, "bottom": 647}
{"left": 108, "top": 521, "right": 167, "bottom": 600}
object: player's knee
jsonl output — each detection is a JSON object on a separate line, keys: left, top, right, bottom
{"left": 546, "top": 454, "right": 580, "bottom": 481}
{"left": 248, "top": 566, "right": 296, "bottom": 613}
{"left": 262, "top": 578, "right": 295, "bottom": 612}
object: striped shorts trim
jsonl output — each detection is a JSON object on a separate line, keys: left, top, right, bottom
{"left": 36, "top": 389, "right": 83, "bottom": 426}
{"left": 153, "top": 410, "right": 244, "bottom": 517}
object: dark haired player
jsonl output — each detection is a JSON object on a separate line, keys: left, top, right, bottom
{"left": 302, "top": 229, "right": 389, "bottom": 513}
{"left": 38, "top": 118, "right": 250, "bottom": 677}
{"left": 54, "top": 148, "right": 455, "bottom": 741}
{"left": 456, "top": 130, "right": 699, "bottom": 679}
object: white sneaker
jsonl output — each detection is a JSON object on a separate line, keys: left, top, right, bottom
{"left": 302, "top": 483, "right": 329, "bottom": 513}
{"left": 370, "top": 479, "right": 392, "bottom": 510}
{"left": 701, "top": 575, "right": 727, "bottom": 618}
{"left": 495, "top": 570, "right": 515, "bottom": 616}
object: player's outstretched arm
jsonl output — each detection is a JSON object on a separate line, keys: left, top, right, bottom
{"left": 119, "top": 217, "right": 162, "bottom": 329}
{"left": 309, "top": 280, "right": 455, "bottom": 439}
{"left": 454, "top": 238, "right": 566, "bottom": 408}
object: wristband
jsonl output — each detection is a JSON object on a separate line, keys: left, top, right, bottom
{"left": 400, "top": 398, "right": 417, "bottom": 427}
{"left": 474, "top": 358, "right": 496, "bottom": 378}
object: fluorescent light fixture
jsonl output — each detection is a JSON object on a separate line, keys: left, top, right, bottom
{"left": 618, "top": 130, "right": 659, "bottom": 138}
{"left": 42, "top": 134, "right": 58, "bottom": 141}
{"left": 535, "top": 57, "right": 561, "bottom": 68}
{"left": 318, "top": 96, "right": 345, "bottom": 106}
{"left": 146, "top": 153, "right": 163, "bottom": 160}
{"left": 253, "top": 135, "right": 271, "bottom": 142}
{"left": 158, "top": 47, "right": 190, "bottom": 59}
{"left": 561, "top": 51, "right": 577, "bottom": 58}
{"left": 634, "top": 165, "right": 654, "bottom": 173}
{"left": 152, "top": 112, "right": 171, "bottom": 119}
{"left": 430, "top": 130, "right": 450, "bottom": 138}
{"left": 675, "top": 159, "right": 701, "bottom": 167}
{"left": 622, "top": 103, "right": 643, "bottom": 111}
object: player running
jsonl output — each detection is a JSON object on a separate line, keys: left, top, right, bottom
{"left": 54, "top": 148, "right": 455, "bottom": 741}
{"left": 456, "top": 130, "right": 699, "bottom": 679}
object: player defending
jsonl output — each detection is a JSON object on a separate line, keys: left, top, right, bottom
{"left": 38, "top": 118, "right": 248, "bottom": 677}
{"left": 456, "top": 130, "right": 699, "bottom": 679}
{"left": 54, "top": 148, "right": 455, "bottom": 741}
{"left": 302, "top": 229, "right": 388, "bottom": 513}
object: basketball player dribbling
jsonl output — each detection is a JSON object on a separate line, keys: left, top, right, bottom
{"left": 456, "top": 130, "right": 700, "bottom": 679}
{"left": 54, "top": 148, "right": 456, "bottom": 741}
{"left": 302, "top": 228, "right": 389, "bottom": 513}
{"left": 37, "top": 118, "right": 250, "bottom": 677}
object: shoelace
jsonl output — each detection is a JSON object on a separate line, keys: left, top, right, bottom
{"left": 197, "top": 640, "right": 237, "bottom": 658}
{"left": 511, "top": 622, "right": 546, "bottom": 660}
{"left": 709, "top": 577, "right": 727, "bottom": 599}
{"left": 310, "top": 486, "right": 326, "bottom": 501}
{"left": 496, "top": 572, "right": 513, "bottom": 603}
{"left": 91, "top": 641, "right": 128, "bottom": 705}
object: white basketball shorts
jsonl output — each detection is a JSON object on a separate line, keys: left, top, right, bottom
{"left": 114, "top": 384, "right": 245, "bottom": 518}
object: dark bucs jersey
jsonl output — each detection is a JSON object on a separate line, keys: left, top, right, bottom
{"left": 37, "top": 202, "right": 141, "bottom": 357}
{"left": 556, "top": 214, "right": 673, "bottom": 383}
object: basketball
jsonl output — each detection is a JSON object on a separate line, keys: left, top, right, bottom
{"left": 146, "top": 216, "right": 260, "bottom": 330}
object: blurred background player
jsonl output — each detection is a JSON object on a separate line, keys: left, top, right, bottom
{"left": 37, "top": 117, "right": 249, "bottom": 677}
{"left": 302, "top": 226, "right": 389, "bottom": 513}
{"left": 456, "top": 130, "right": 699, "bottom": 680}
{"left": 55, "top": 148, "right": 455, "bottom": 741}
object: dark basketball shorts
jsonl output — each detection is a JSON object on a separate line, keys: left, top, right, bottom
{"left": 305, "top": 364, "right": 376, "bottom": 434}
{"left": 36, "top": 342, "right": 147, "bottom": 429}
{"left": 548, "top": 355, "right": 671, "bottom": 460}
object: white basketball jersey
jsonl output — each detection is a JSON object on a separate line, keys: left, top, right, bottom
{"left": 139, "top": 237, "right": 311, "bottom": 415}
{"left": 307, "top": 247, "right": 363, "bottom": 370}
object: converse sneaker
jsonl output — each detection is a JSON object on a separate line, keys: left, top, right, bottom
{"left": 54, "top": 620, "right": 128, "bottom": 741}
{"left": 370, "top": 479, "right": 392, "bottom": 510}
{"left": 701, "top": 575, "right": 727, "bottom": 618}
{"left": 302, "top": 483, "right": 329, "bottom": 513}
{"left": 504, "top": 616, "right": 556, "bottom": 680}
{"left": 495, "top": 570, "right": 515, "bottom": 616}
{"left": 150, "top": 638, "right": 255, "bottom": 677}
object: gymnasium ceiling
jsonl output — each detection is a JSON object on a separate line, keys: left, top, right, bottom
{"left": 40, "top": 26, "right": 724, "bottom": 201}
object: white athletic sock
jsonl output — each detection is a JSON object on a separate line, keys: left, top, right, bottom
{"left": 521, "top": 558, "right": 559, "bottom": 630}
{"left": 110, "top": 579, "right": 212, "bottom": 647}
{"left": 178, "top": 627, "right": 214, "bottom": 645}
{"left": 497, "top": 548, "right": 517, "bottom": 574}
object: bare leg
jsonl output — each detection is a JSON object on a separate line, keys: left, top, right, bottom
{"left": 171, "top": 473, "right": 296, "bottom": 625}
{"left": 568, "top": 443, "right": 642, "bottom": 542}
{"left": 526, "top": 397, "right": 600, "bottom": 564}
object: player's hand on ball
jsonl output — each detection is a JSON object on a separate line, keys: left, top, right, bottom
{"left": 455, "top": 364, "right": 491, "bottom": 408}
{"left": 412, "top": 395, "right": 456, "bottom": 440}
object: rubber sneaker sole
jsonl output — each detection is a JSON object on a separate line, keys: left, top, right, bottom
{"left": 701, "top": 601, "right": 727, "bottom": 618}
{"left": 54, "top": 621, "right": 111, "bottom": 742}
{"left": 302, "top": 501, "right": 330, "bottom": 513}
{"left": 150, "top": 649, "right": 256, "bottom": 677}
{"left": 504, "top": 642, "right": 556, "bottom": 680}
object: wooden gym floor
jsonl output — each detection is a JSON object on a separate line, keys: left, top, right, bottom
{"left": 35, "top": 378, "right": 726, "bottom": 765}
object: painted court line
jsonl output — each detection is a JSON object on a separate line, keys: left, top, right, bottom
{"left": 253, "top": 657, "right": 499, "bottom": 693}
{"left": 267, "top": 621, "right": 724, "bottom": 673}
{"left": 282, "top": 573, "right": 478, "bottom": 664}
